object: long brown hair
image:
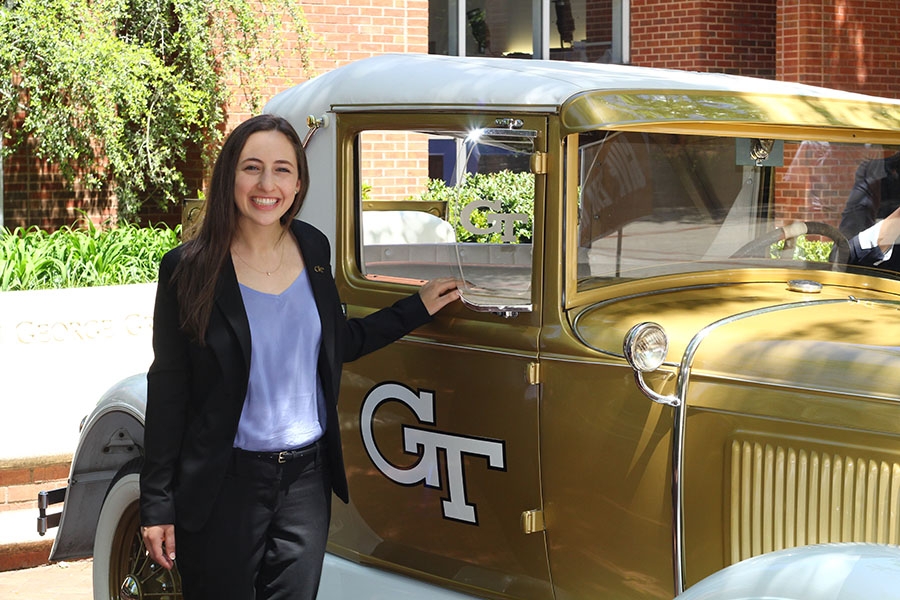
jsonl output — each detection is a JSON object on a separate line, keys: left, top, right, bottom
{"left": 172, "top": 114, "right": 310, "bottom": 344}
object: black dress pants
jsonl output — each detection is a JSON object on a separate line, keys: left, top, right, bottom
{"left": 176, "top": 440, "right": 332, "bottom": 600}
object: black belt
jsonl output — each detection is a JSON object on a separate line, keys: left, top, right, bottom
{"left": 235, "top": 438, "right": 324, "bottom": 464}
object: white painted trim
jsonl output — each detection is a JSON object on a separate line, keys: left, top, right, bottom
{"left": 317, "top": 552, "right": 482, "bottom": 600}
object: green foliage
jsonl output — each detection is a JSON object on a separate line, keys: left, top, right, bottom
{"left": 418, "top": 171, "right": 534, "bottom": 243}
{"left": 0, "top": 219, "right": 179, "bottom": 290}
{"left": 770, "top": 236, "right": 834, "bottom": 262}
{"left": 0, "top": 0, "right": 316, "bottom": 220}
{"left": 797, "top": 238, "right": 835, "bottom": 262}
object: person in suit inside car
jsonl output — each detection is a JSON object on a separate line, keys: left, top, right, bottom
{"left": 837, "top": 153, "right": 900, "bottom": 272}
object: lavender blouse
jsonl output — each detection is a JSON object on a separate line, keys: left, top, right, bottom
{"left": 233, "top": 270, "right": 326, "bottom": 452}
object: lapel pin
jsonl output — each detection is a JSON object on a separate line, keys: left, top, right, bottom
{"left": 314, "top": 265, "right": 325, "bottom": 273}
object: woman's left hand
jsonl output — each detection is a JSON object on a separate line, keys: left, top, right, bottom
{"left": 419, "top": 277, "right": 461, "bottom": 315}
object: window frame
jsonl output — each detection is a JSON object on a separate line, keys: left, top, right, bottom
{"left": 432, "top": 0, "right": 630, "bottom": 63}
{"left": 336, "top": 111, "right": 548, "bottom": 321}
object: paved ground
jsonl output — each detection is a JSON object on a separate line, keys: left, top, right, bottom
{"left": 0, "top": 559, "right": 93, "bottom": 598}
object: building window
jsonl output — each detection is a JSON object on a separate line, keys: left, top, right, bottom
{"left": 428, "top": 0, "right": 629, "bottom": 63}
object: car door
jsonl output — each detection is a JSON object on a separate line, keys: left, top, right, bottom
{"left": 328, "top": 112, "right": 552, "bottom": 600}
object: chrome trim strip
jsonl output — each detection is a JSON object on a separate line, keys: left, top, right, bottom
{"left": 399, "top": 336, "right": 539, "bottom": 360}
{"left": 689, "top": 373, "right": 900, "bottom": 406}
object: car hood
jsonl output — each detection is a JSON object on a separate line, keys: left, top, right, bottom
{"left": 570, "top": 281, "right": 900, "bottom": 401}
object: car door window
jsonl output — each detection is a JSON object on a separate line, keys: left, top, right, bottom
{"left": 357, "top": 127, "right": 536, "bottom": 313}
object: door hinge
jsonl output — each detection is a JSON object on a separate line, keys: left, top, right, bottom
{"left": 527, "top": 362, "right": 540, "bottom": 385}
{"left": 530, "top": 151, "right": 548, "bottom": 175}
{"left": 521, "top": 509, "right": 545, "bottom": 534}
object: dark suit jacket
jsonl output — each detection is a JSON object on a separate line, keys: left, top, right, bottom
{"left": 847, "top": 234, "right": 900, "bottom": 272}
{"left": 140, "top": 220, "right": 432, "bottom": 532}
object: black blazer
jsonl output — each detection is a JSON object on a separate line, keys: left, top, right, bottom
{"left": 140, "top": 220, "right": 432, "bottom": 531}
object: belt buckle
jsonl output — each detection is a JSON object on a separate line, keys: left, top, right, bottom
{"left": 277, "top": 451, "right": 289, "bottom": 464}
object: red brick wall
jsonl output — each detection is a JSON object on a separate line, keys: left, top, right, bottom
{"left": 584, "top": 0, "right": 613, "bottom": 62}
{"left": 3, "top": 125, "right": 117, "bottom": 231}
{"left": 629, "top": 0, "right": 899, "bottom": 227}
{"left": 0, "top": 459, "right": 69, "bottom": 513}
{"left": 775, "top": 143, "right": 873, "bottom": 226}
{"left": 360, "top": 132, "right": 430, "bottom": 202}
{"left": 227, "top": 0, "right": 429, "bottom": 129}
{"left": 2, "top": 124, "right": 204, "bottom": 231}
{"left": 627, "top": 0, "right": 900, "bottom": 98}
{"left": 287, "top": 1, "right": 431, "bottom": 204}
{"left": 0, "top": 458, "right": 70, "bottom": 571}
{"left": 778, "top": 0, "right": 900, "bottom": 99}
{"left": 631, "top": 0, "right": 777, "bottom": 78}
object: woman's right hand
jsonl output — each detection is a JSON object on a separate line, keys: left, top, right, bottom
{"left": 142, "top": 523, "right": 177, "bottom": 570}
{"left": 418, "top": 277, "right": 461, "bottom": 315}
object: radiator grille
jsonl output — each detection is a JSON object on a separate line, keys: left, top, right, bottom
{"left": 729, "top": 439, "right": 900, "bottom": 564}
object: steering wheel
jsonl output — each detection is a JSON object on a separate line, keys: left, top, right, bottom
{"left": 730, "top": 221, "right": 850, "bottom": 271}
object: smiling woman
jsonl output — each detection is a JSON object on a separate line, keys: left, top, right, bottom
{"left": 138, "top": 114, "right": 459, "bottom": 600}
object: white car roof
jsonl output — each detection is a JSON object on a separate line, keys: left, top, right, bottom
{"left": 266, "top": 54, "right": 900, "bottom": 143}
{"left": 267, "top": 52, "right": 899, "bottom": 112}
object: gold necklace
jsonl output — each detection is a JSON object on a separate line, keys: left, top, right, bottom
{"left": 232, "top": 241, "right": 285, "bottom": 276}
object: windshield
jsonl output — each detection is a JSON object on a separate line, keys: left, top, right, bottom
{"left": 574, "top": 132, "right": 900, "bottom": 291}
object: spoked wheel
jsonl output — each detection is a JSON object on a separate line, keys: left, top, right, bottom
{"left": 93, "top": 461, "right": 182, "bottom": 600}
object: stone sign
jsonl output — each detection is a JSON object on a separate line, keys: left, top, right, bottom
{"left": 0, "top": 284, "right": 156, "bottom": 461}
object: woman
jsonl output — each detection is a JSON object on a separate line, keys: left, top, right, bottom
{"left": 140, "top": 114, "right": 459, "bottom": 599}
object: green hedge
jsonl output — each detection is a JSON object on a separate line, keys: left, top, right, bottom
{"left": 771, "top": 237, "right": 834, "bottom": 262}
{"left": 0, "top": 221, "right": 180, "bottom": 291}
{"left": 418, "top": 171, "right": 534, "bottom": 243}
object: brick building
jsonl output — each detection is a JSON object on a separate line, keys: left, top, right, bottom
{"left": 2, "top": 0, "right": 898, "bottom": 230}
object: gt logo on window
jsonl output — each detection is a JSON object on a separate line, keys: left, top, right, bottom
{"left": 361, "top": 382, "right": 506, "bottom": 524}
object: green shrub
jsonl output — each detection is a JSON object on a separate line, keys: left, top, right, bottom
{"left": 0, "top": 220, "right": 180, "bottom": 291}
{"left": 770, "top": 236, "right": 835, "bottom": 262}
{"left": 797, "top": 238, "right": 835, "bottom": 262}
{"left": 417, "top": 171, "right": 534, "bottom": 243}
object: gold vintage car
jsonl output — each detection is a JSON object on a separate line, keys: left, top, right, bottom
{"left": 40, "top": 54, "right": 900, "bottom": 600}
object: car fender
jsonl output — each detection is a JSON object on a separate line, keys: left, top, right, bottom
{"left": 48, "top": 373, "right": 147, "bottom": 562}
{"left": 674, "top": 543, "right": 900, "bottom": 600}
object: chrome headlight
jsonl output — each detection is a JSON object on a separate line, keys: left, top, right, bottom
{"left": 623, "top": 322, "right": 668, "bottom": 373}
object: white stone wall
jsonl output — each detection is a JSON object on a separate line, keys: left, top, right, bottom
{"left": 0, "top": 284, "right": 156, "bottom": 461}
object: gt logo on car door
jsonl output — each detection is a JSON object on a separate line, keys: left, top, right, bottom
{"left": 361, "top": 382, "right": 507, "bottom": 524}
